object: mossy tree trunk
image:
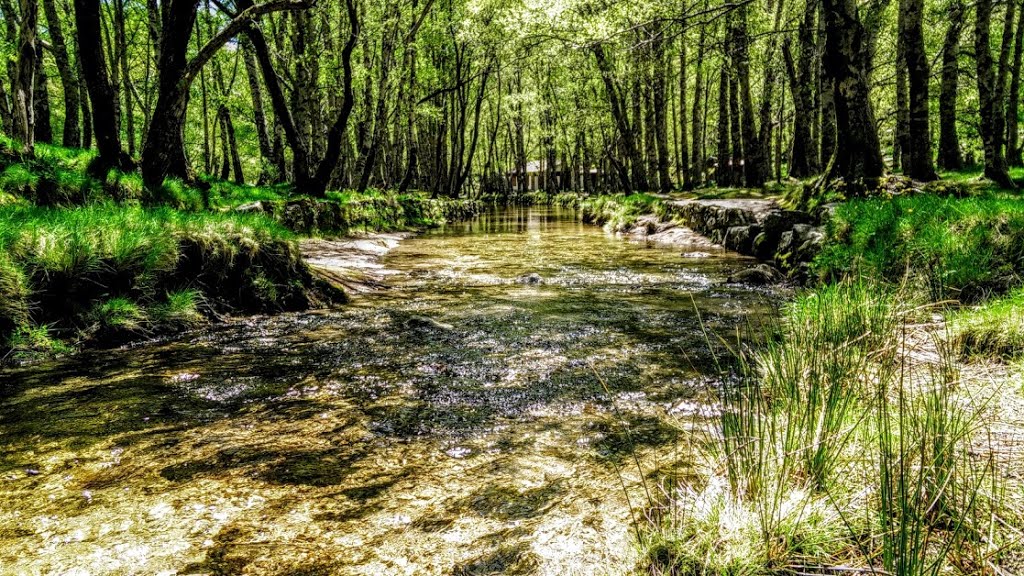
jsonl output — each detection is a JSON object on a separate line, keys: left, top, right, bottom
{"left": 821, "top": 0, "right": 884, "bottom": 192}
{"left": 899, "top": 0, "right": 937, "bottom": 180}
{"left": 937, "top": 2, "right": 964, "bottom": 171}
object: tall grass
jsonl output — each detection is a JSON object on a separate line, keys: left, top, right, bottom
{"left": 578, "top": 193, "right": 667, "bottom": 232}
{"left": 946, "top": 287, "right": 1024, "bottom": 360}
{"left": 644, "top": 283, "right": 1014, "bottom": 574}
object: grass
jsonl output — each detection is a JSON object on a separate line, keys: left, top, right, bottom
{"left": 577, "top": 193, "right": 668, "bottom": 232}
{"left": 641, "top": 282, "right": 1020, "bottom": 575}
{"left": 0, "top": 203, "right": 339, "bottom": 354}
{"left": 947, "top": 287, "right": 1024, "bottom": 360}
{"left": 815, "top": 194, "right": 1024, "bottom": 302}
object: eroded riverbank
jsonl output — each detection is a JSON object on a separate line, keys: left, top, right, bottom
{"left": 0, "top": 206, "right": 771, "bottom": 575}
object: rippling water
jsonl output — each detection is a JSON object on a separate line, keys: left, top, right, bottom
{"left": 0, "top": 206, "right": 770, "bottom": 575}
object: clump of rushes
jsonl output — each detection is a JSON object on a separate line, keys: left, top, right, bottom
{"left": 947, "top": 288, "right": 1024, "bottom": 360}
{"left": 150, "top": 290, "right": 205, "bottom": 330}
{"left": 643, "top": 282, "right": 1015, "bottom": 574}
{"left": 815, "top": 194, "right": 1024, "bottom": 301}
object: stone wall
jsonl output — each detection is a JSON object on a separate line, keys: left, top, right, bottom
{"left": 665, "top": 200, "right": 830, "bottom": 282}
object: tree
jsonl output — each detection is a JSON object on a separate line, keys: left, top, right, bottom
{"left": 74, "top": 0, "right": 128, "bottom": 170}
{"left": 139, "top": 0, "right": 312, "bottom": 190}
{"left": 12, "top": 0, "right": 37, "bottom": 154}
{"left": 820, "top": 0, "right": 884, "bottom": 192}
{"left": 899, "top": 0, "right": 937, "bottom": 180}
{"left": 976, "top": 0, "right": 1015, "bottom": 187}
{"left": 937, "top": 1, "right": 964, "bottom": 170}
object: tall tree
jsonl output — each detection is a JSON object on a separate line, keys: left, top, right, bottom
{"left": 937, "top": 1, "right": 964, "bottom": 170}
{"left": 73, "top": 0, "right": 128, "bottom": 169}
{"left": 42, "top": 0, "right": 79, "bottom": 147}
{"left": 13, "top": 0, "right": 38, "bottom": 153}
{"left": 899, "top": 0, "right": 937, "bottom": 180}
{"left": 820, "top": 0, "right": 884, "bottom": 191}
{"left": 976, "top": 0, "right": 1015, "bottom": 187}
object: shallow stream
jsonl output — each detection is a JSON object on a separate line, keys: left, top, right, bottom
{"left": 1, "top": 207, "right": 769, "bottom": 575}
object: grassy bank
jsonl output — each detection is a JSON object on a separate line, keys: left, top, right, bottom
{"left": 0, "top": 203, "right": 346, "bottom": 360}
{"left": 815, "top": 194, "right": 1024, "bottom": 302}
{"left": 640, "top": 282, "right": 1024, "bottom": 574}
{"left": 0, "top": 139, "right": 498, "bottom": 358}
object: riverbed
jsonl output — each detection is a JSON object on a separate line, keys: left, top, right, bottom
{"left": 0, "top": 206, "right": 769, "bottom": 575}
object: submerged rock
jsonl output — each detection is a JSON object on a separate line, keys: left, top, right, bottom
{"left": 404, "top": 315, "right": 454, "bottom": 331}
{"left": 727, "top": 264, "right": 784, "bottom": 285}
{"left": 517, "top": 273, "right": 544, "bottom": 285}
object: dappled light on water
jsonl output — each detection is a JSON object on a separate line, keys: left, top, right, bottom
{"left": 1, "top": 207, "right": 770, "bottom": 575}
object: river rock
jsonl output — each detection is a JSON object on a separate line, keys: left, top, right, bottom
{"left": 761, "top": 210, "right": 813, "bottom": 241}
{"left": 727, "top": 264, "right": 784, "bottom": 285}
{"left": 517, "top": 273, "right": 543, "bottom": 285}
{"left": 724, "top": 224, "right": 760, "bottom": 254}
{"left": 404, "top": 315, "right": 454, "bottom": 331}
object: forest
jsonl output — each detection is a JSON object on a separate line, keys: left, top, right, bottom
{"left": 2, "top": 0, "right": 1024, "bottom": 574}
{"left": 2, "top": 0, "right": 1022, "bottom": 197}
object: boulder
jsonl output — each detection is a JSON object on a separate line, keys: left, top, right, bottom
{"left": 724, "top": 224, "right": 761, "bottom": 254}
{"left": 761, "top": 210, "right": 813, "bottom": 241}
{"left": 727, "top": 264, "right": 784, "bottom": 285}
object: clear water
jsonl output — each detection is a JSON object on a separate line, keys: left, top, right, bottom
{"left": 0, "top": 207, "right": 769, "bottom": 575}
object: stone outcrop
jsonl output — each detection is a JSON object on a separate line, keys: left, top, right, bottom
{"left": 663, "top": 199, "right": 829, "bottom": 283}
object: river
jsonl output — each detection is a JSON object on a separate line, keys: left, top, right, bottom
{"left": 0, "top": 206, "right": 769, "bottom": 575}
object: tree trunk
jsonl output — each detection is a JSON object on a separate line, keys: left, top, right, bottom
{"left": 593, "top": 44, "right": 645, "bottom": 191}
{"left": 114, "top": 0, "right": 135, "bottom": 157}
{"left": 820, "top": 0, "right": 884, "bottom": 192}
{"left": 690, "top": 16, "right": 706, "bottom": 186}
{"left": 894, "top": 32, "right": 908, "bottom": 171}
{"left": 32, "top": 43, "right": 51, "bottom": 144}
{"left": 652, "top": 26, "right": 672, "bottom": 192}
{"left": 42, "top": 0, "right": 80, "bottom": 147}
{"left": 240, "top": 35, "right": 274, "bottom": 181}
{"left": 899, "top": 0, "right": 937, "bottom": 180}
{"left": 13, "top": 0, "right": 38, "bottom": 154}
{"left": 733, "top": 5, "right": 766, "bottom": 187}
{"left": 976, "top": 0, "right": 1015, "bottom": 187}
{"left": 75, "top": 0, "right": 130, "bottom": 169}
{"left": 1008, "top": 1, "right": 1024, "bottom": 166}
{"left": 716, "top": 66, "right": 731, "bottom": 187}
{"left": 937, "top": 2, "right": 964, "bottom": 170}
